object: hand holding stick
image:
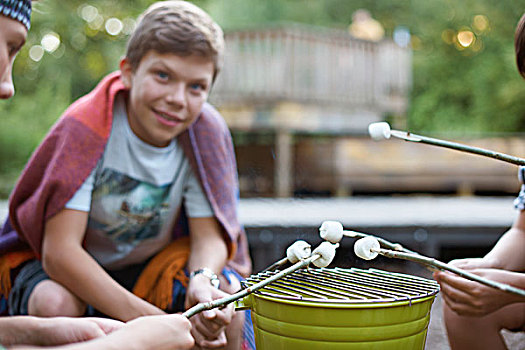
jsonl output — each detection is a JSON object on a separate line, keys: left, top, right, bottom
{"left": 183, "top": 241, "right": 338, "bottom": 318}
{"left": 354, "top": 237, "right": 525, "bottom": 298}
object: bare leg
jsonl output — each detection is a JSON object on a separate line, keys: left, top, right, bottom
{"left": 443, "top": 301, "right": 525, "bottom": 350}
{"left": 28, "top": 280, "right": 86, "bottom": 317}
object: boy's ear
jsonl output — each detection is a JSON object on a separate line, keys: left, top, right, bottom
{"left": 119, "top": 57, "right": 133, "bottom": 88}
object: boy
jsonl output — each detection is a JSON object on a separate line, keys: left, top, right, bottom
{"left": 434, "top": 14, "right": 525, "bottom": 350}
{"left": 0, "top": 1, "right": 252, "bottom": 349}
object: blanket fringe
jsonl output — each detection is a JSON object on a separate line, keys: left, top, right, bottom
{"left": 0, "top": 250, "right": 35, "bottom": 298}
{"left": 132, "top": 237, "right": 190, "bottom": 310}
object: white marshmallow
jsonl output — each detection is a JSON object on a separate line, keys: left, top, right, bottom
{"left": 319, "top": 221, "right": 344, "bottom": 243}
{"left": 286, "top": 240, "right": 312, "bottom": 263}
{"left": 354, "top": 236, "right": 380, "bottom": 260}
{"left": 368, "top": 122, "right": 391, "bottom": 141}
{"left": 311, "top": 242, "right": 339, "bottom": 268}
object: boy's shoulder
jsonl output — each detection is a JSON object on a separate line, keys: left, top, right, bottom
{"left": 57, "top": 72, "right": 124, "bottom": 138}
{"left": 197, "top": 102, "right": 229, "bottom": 134}
{"left": 67, "top": 73, "right": 123, "bottom": 117}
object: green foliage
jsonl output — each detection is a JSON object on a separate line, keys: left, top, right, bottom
{"left": 407, "top": 0, "right": 525, "bottom": 134}
{"left": 0, "top": 74, "right": 70, "bottom": 196}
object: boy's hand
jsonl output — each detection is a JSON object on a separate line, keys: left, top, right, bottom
{"left": 185, "top": 274, "right": 234, "bottom": 348}
{"left": 446, "top": 257, "right": 499, "bottom": 270}
{"left": 116, "top": 314, "right": 194, "bottom": 350}
{"left": 434, "top": 268, "right": 524, "bottom": 316}
{"left": 34, "top": 317, "right": 124, "bottom": 345}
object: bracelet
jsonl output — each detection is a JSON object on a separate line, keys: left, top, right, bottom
{"left": 190, "top": 267, "right": 220, "bottom": 289}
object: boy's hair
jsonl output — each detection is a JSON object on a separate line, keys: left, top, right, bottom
{"left": 515, "top": 13, "right": 525, "bottom": 78}
{"left": 126, "top": 0, "right": 224, "bottom": 80}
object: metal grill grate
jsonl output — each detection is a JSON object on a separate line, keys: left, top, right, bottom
{"left": 242, "top": 267, "right": 440, "bottom": 303}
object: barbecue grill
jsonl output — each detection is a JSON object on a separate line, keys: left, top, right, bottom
{"left": 236, "top": 267, "right": 440, "bottom": 349}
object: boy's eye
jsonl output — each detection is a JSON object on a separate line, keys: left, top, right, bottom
{"left": 190, "top": 83, "right": 205, "bottom": 91}
{"left": 156, "top": 71, "right": 169, "bottom": 80}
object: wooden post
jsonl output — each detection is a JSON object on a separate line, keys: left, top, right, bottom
{"left": 275, "top": 129, "right": 293, "bottom": 197}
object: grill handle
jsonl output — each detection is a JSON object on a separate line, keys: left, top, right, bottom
{"left": 234, "top": 295, "right": 253, "bottom": 311}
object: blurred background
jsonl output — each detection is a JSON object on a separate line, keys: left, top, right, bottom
{"left": 1, "top": 0, "right": 525, "bottom": 272}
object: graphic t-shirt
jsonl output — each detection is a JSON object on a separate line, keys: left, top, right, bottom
{"left": 66, "top": 94, "right": 213, "bottom": 269}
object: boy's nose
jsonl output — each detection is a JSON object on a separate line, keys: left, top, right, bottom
{"left": 166, "top": 84, "right": 185, "bottom": 106}
{"left": 0, "top": 73, "right": 15, "bottom": 100}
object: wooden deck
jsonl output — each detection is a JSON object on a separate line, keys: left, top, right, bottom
{"left": 210, "top": 24, "right": 411, "bottom": 133}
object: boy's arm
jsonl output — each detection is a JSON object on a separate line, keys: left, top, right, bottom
{"left": 482, "top": 210, "right": 525, "bottom": 271}
{"left": 0, "top": 316, "right": 122, "bottom": 347}
{"left": 445, "top": 211, "right": 525, "bottom": 272}
{"left": 184, "top": 216, "right": 233, "bottom": 348}
{"left": 57, "top": 314, "right": 195, "bottom": 350}
{"left": 186, "top": 217, "right": 228, "bottom": 274}
{"left": 1, "top": 315, "right": 193, "bottom": 350}
{"left": 42, "top": 209, "right": 165, "bottom": 321}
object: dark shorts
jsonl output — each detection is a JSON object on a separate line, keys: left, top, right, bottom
{"left": 8, "top": 259, "right": 226, "bottom": 316}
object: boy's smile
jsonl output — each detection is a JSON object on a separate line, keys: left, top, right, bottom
{"left": 120, "top": 51, "right": 214, "bottom": 147}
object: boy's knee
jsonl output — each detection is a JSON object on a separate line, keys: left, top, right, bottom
{"left": 28, "top": 280, "right": 86, "bottom": 317}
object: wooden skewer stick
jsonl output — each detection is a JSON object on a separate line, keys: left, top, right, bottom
{"left": 343, "top": 230, "right": 414, "bottom": 253}
{"left": 261, "top": 257, "right": 288, "bottom": 272}
{"left": 261, "top": 240, "right": 312, "bottom": 272}
{"left": 374, "top": 247, "right": 525, "bottom": 298}
{"left": 369, "top": 122, "right": 525, "bottom": 166}
{"left": 182, "top": 254, "right": 321, "bottom": 318}
{"left": 391, "top": 131, "right": 525, "bottom": 166}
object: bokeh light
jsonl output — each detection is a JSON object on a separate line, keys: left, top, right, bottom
{"left": 473, "top": 15, "right": 489, "bottom": 33}
{"left": 105, "top": 18, "right": 123, "bottom": 36}
{"left": 29, "top": 45, "right": 44, "bottom": 61}
{"left": 393, "top": 26, "right": 411, "bottom": 48}
{"left": 41, "top": 32, "right": 61, "bottom": 53}
{"left": 79, "top": 4, "right": 99, "bottom": 22}
{"left": 457, "top": 30, "right": 475, "bottom": 48}
{"left": 122, "top": 18, "right": 136, "bottom": 35}
{"left": 88, "top": 14, "right": 105, "bottom": 30}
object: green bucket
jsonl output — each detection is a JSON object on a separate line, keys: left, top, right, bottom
{"left": 236, "top": 268, "right": 439, "bottom": 349}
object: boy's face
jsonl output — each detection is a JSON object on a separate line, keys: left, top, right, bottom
{"left": 0, "top": 16, "right": 27, "bottom": 100}
{"left": 120, "top": 51, "right": 214, "bottom": 147}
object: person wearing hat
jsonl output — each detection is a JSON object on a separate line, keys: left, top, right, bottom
{"left": 0, "top": 1, "right": 194, "bottom": 349}
{"left": 0, "top": 0, "right": 31, "bottom": 99}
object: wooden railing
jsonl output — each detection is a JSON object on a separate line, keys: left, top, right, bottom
{"left": 210, "top": 24, "right": 411, "bottom": 115}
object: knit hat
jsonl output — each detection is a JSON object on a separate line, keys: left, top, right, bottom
{"left": 0, "top": 0, "right": 31, "bottom": 30}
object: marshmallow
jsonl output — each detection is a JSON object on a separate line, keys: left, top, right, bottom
{"left": 312, "top": 242, "right": 339, "bottom": 268}
{"left": 368, "top": 122, "right": 391, "bottom": 141}
{"left": 286, "top": 240, "right": 312, "bottom": 263}
{"left": 354, "top": 236, "right": 380, "bottom": 260}
{"left": 319, "top": 221, "right": 344, "bottom": 243}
